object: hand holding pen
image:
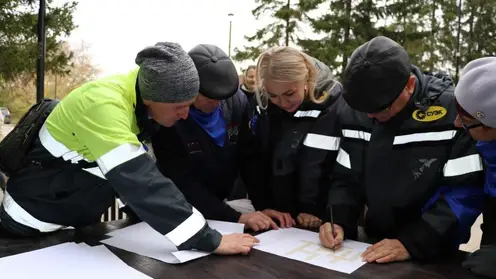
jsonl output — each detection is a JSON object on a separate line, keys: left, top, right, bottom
{"left": 319, "top": 205, "right": 345, "bottom": 250}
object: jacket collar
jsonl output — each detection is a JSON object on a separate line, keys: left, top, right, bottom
{"left": 134, "top": 75, "right": 160, "bottom": 142}
{"left": 411, "top": 66, "right": 455, "bottom": 111}
{"left": 240, "top": 84, "right": 255, "bottom": 95}
{"left": 267, "top": 83, "right": 343, "bottom": 118}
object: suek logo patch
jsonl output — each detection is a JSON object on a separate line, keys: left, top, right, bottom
{"left": 317, "top": 90, "right": 329, "bottom": 101}
{"left": 412, "top": 106, "right": 447, "bottom": 122}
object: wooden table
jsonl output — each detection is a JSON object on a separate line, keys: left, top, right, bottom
{"left": 0, "top": 219, "right": 479, "bottom": 279}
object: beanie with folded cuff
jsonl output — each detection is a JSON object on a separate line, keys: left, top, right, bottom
{"left": 135, "top": 42, "right": 199, "bottom": 103}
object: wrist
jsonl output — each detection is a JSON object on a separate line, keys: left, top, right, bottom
{"left": 179, "top": 224, "right": 222, "bottom": 252}
{"left": 238, "top": 213, "right": 247, "bottom": 224}
{"left": 223, "top": 206, "right": 242, "bottom": 223}
{"left": 261, "top": 208, "right": 271, "bottom": 214}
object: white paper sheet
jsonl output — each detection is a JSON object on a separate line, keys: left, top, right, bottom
{"left": 77, "top": 244, "right": 152, "bottom": 279}
{"left": 254, "top": 228, "right": 371, "bottom": 274}
{"left": 101, "top": 219, "right": 244, "bottom": 264}
{"left": 0, "top": 242, "right": 152, "bottom": 279}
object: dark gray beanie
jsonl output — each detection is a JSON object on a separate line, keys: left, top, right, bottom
{"left": 135, "top": 42, "right": 199, "bottom": 103}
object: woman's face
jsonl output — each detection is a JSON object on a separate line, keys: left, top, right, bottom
{"left": 245, "top": 69, "right": 257, "bottom": 91}
{"left": 264, "top": 79, "right": 306, "bottom": 112}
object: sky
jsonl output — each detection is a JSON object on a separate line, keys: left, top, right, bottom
{"left": 55, "top": 0, "right": 281, "bottom": 76}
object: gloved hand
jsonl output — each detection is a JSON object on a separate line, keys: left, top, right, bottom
{"left": 463, "top": 245, "right": 496, "bottom": 278}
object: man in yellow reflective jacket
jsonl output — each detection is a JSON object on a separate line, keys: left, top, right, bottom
{"left": 0, "top": 42, "right": 258, "bottom": 255}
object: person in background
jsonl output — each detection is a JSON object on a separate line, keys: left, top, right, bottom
{"left": 319, "top": 36, "right": 484, "bottom": 263}
{"left": 240, "top": 65, "right": 257, "bottom": 95}
{"left": 0, "top": 42, "right": 258, "bottom": 255}
{"left": 151, "top": 44, "right": 277, "bottom": 232}
{"left": 227, "top": 65, "right": 258, "bottom": 202}
{"left": 239, "top": 65, "right": 258, "bottom": 119}
{"left": 241, "top": 46, "right": 345, "bottom": 229}
{"left": 454, "top": 57, "right": 496, "bottom": 278}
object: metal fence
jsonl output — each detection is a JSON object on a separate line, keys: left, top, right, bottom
{"left": 101, "top": 198, "right": 127, "bottom": 222}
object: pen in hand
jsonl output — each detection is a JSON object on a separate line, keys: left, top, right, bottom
{"left": 329, "top": 204, "right": 335, "bottom": 251}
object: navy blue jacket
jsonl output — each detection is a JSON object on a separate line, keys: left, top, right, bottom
{"left": 327, "top": 67, "right": 485, "bottom": 262}
{"left": 478, "top": 141, "right": 496, "bottom": 245}
{"left": 152, "top": 90, "right": 249, "bottom": 222}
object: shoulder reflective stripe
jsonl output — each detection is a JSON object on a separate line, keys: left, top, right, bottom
{"left": 165, "top": 207, "right": 206, "bottom": 247}
{"left": 303, "top": 133, "right": 340, "bottom": 151}
{"left": 2, "top": 191, "right": 65, "bottom": 232}
{"left": 342, "top": 129, "right": 371, "bottom": 141}
{"left": 82, "top": 167, "right": 107, "bottom": 180}
{"left": 336, "top": 148, "right": 351, "bottom": 169}
{"left": 39, "top": 123, "right": 72, "bottom": 157}
{"left": 342, "top": 129, "right": 458, "bottom": 145}
{"left": 39, "top": 123, "right": 88, "bottom": 163}
{"left": 294, "top": 110, "right": 321, "bottom": 118}
{"left": 393, "top": 130, "right": 457, "bottom": 145}
{"left": 97, "top": 143, "right": 146, "bottom": 175}
{"left": 443, "top": 154, "right": 484, "bottom": 177}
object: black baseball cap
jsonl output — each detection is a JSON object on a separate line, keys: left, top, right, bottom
{"left": 188, "top": 44, "right": 239, "bottom": 100}
{"left": 342, "top": 36, "right": 412, "bottom": 113}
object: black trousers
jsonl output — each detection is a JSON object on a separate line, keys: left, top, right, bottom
{"left": 0, "top": 138, "right": 116, "bottom": 237}
{"left": 0, "top": 204, "right": 40, "bottom": 237}
{"left": 1, "top": 165, "right": 115, "bottom": 237}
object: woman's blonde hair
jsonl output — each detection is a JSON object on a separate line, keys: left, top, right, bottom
{"left": 255, "top": 46, "right": 337, "bottom": 110}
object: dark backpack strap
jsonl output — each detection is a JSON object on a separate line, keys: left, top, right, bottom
{"left": 0, "top": 99, "right": 59, "bottom": 176}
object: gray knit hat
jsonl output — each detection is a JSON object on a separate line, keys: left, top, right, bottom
{"left": 455, "top": 57, "right": 496, "bottom": 128}
{"left": 135, "top": 42, "right": 199, "bottom": 103}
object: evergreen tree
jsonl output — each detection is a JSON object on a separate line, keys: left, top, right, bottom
{"left": 378, "top": 0, "right": 434, "bottom": 71}
{"left": 422, "top": 0, "right": 458, "bottom": 75}
{"left": 459, "top": 0, "right": 496, "bottom": 69}
{"left": 232, "top": 0, "right": 314, "bottom": 62}
{"left": 0, "top": 0, "right": 78, "bottom": 82}
{"left": 299, "top": 0, "right": 382, "bottom": 77}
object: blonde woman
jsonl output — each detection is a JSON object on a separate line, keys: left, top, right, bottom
{"left": 240, "top": 46, "right": 345, "bottom": 229}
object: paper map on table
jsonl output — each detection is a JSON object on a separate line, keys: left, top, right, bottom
{"left": 0, "top": 242, "right": 151, "bottom": 279}
{"left": 254, "top": 228, "right": 371, "bottom": 274}
{"left": 101, "top": 220, "right": 244, "bottom": 264}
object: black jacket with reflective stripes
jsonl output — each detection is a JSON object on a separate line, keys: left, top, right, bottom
{"left": 152, "top": 90, "right": 248, "bottom": 223}
{"left": 242, "top": 58, "right": 346, "bottom": 218}
{"left": 327, "top": 67, "right": 485, "bottom": 262}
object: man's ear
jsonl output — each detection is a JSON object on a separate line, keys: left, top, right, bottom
{"left": 407, "top": 75, "right": 416, "bottom": 93}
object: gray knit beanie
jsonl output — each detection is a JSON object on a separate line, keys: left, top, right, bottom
{"left": 135, "top": 42, "right": 199, "bottom": 103}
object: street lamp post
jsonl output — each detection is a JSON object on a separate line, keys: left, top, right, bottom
{"left": 228, "top": 13, "right": 234, "bottom": 57}
{"left": 36, "top": 0, "right": 46, "bottom": 102}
